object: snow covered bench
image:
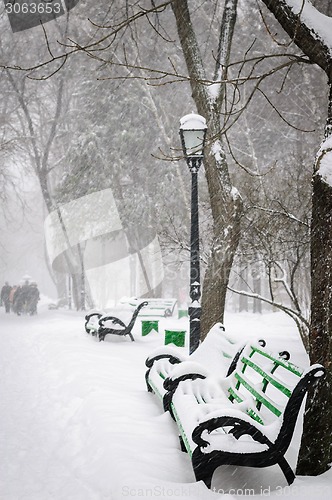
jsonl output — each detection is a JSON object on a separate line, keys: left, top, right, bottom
{"left": 120, "top": 297, "right": 177, "bottom": 317}
{"left": 145, "top": 323, "right": 244, "bottom": 410}
{"left": 164, "top": 342, "right": 325, "bottom": 488}
{"left": 85, "top": 301, "right": 148, "bottom": 342}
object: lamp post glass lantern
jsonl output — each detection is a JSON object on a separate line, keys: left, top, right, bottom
{"left": 179, "top": 113, "right": 207, "bottom": 354}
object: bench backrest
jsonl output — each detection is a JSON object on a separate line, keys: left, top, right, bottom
{"left": 190, "top": 323, "right": 244, "bottom": 377}
{"left": 226, "top": 344, "right": 304, "bottom": 425}
{"left": 121, "top": 298, "right": 177, "bottom": 317}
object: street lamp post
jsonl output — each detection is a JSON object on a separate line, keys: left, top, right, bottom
{"left": 179, "top": 113, "right": 207, "bottom": 354}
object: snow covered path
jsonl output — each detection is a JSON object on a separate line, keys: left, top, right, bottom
{"left": 1, "top": 306, "right": 332, "bottom": 499}
{"left": 0, "top": 307, "right": 206, "bottom": 499}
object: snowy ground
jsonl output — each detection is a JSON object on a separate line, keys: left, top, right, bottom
{"left": 0, "top": 304, "right": 331, "bottom": 500}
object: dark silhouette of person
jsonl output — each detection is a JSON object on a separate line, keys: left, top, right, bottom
{"left": 28, "top": 282, "right": 40, "bottom": 315}
{"left": 1, "top": 282, "right": 12, "bottom": 313}
{"left": 13, "top": 285, "right": 23, "bottom": 315}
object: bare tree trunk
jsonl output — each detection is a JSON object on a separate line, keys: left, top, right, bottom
{"left": 200, "top": 172, "right": 242, "bottom": 333}
{"left": 297, "top": 85, "right": 332, "bottom": 474}
{"left": 259, "top": 0, "right": 332, "bottom": 478}
{"left": 297, "top": 175, "right": 332, "bottom": 474}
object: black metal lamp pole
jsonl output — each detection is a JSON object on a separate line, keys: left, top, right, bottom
{"left": 179, "top": 113, "right": 207, "bottom": 355}
{"left": 188, "top": 156, "right": 202, "bottom": 353}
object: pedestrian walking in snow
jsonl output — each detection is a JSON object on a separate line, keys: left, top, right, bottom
{"left": 27, "top": 282, "right": 40, "bottom": 315}
{"left": 1, "top": 282, "right": 12, "bottom": 313}
{"left": 9, "top": 285, "right": 17, "bottom": 312}
{"left": 13, "top": 285, "right": 23, "bottom": 315}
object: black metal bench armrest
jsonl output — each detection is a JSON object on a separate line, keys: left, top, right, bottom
{"left": 85, "top": 312, "right": 103, "bottom": 334}
{"left": 273, "top": 364, "right": 326, "bottom": 455}
{"left": 164, "top": 372, "right": 207, "bottom": 392}
{"left": 145, "top": 352, "right": 184, "bottom": 395}
{"left": 192, "top": 413, "right": 273, "bottom": 451}
{"left": 85, "top": 311, "right": 103, "bottom": 322}
{"left": 145, "top": 353, "right": 183, "bottom": 369}
{"left": 164, "top": 374, "right": 207, "bottom": 416}
{"left": 163, "top": 361, "right": 210, "bottom": 390}
{"left": 99, "top": 315, "right": 127, "bottom": 329}
{"left": 163, "top": 367, "right": 207, "bottom": 416}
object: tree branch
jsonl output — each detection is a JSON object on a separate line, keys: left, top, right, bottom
{"left": 260, "top": 0, "right": 332, "bottom": 79}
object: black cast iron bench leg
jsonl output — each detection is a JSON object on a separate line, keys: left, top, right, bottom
{"left": 278, "top": 455, "right": 296, "bottom": 485}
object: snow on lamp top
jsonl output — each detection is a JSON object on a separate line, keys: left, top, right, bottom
{"left": 179, "top": 113, "right": 207, "bottom": 158}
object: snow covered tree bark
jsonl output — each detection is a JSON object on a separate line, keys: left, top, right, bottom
{"left": 297, "top": 86, "right": 332, "bottom": 476}
{"left": 260, "top": 0, "right": 332, "bottom": 476}
{"left": 171, "top": 0, "right": 243, "bottom": 336}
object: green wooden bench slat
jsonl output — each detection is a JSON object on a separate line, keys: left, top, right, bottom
{"left": 140, "top": 313, "right": 168, "bottom": 317}
{"left": 148, "top": 379, "right": 164, "bottom": 401}
{"left": 131, "top": 301, "right": 175, "bottom": 307}
{"left": 147, "top": 306, "right": 170, "bottom": 310}
{"left": 171, "top": 402, "right": 193, "bottom": 457}
{"left": 228, "top": 386, "right": 242, "bottom": 403}
{"left": 227, "top": 387, "right": 265, "bottom": 424}
{"left": 247, "top": 408, "right": 264, "bottom": 425}
{"left": 234, "top": 372, "right": 282, "bottom": 417}
{"left": 251, "top": 346, "right": 303, "bottom": 377}
{"left": 128, "top": 298, "right": 177, "bottom": 317}
{"left": 241, "top": 356, "right": 292, "bottom": 398}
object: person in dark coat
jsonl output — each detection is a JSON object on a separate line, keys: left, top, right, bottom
{"left": 20, "top": 280, "right": 31, "bottom": 310}
{"left": 1, "top": 282, "right": 12, "bottom": 313}
{"left": 13, "top": 285, "right": 23, "bottom": 315}
{"left": 28, "top": 282, "right": 40, "bottom": 315}
{"left": 9, "top": 285, "right": 17, "bottom": 311}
